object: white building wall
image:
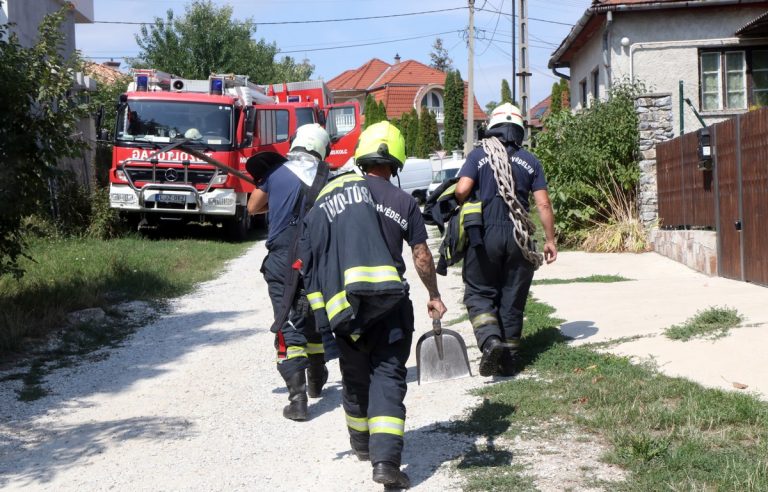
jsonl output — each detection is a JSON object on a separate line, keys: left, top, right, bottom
{"left": 5, "top": 0, "right": 92, "bottom": 54}
{"left": 567, "top": 6, "right": 768, "bottom": 135}
{"left": 569, "top": 30, "right": 606, "bottom": 111}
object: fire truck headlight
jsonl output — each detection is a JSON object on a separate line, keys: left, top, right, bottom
{"left": 115, "top": 170, "right": 127, "bottom": 181}
{"left": 212, "top": 174, "right": 228, "bottom": 185}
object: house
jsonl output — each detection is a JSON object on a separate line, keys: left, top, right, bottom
{"left": 327, "top": 56, "right": 487, "bottom": 145}
{"left": 2, "top": 0, "right": 97, "bottom": 188}
{"left": 548, "top": 0, "right": 768, "bottom": 135}
{"left": 527, "top": 95, "right": 552, "bottom": 133}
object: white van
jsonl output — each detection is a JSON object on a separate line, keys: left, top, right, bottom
{"left": 427, "top": 152, "right": 465, "bottom": 198}
{"left": 391, "top": 158, "right": 433, "bottom": 203}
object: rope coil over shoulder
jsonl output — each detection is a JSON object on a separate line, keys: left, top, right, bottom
{"left": 481, "top": 137, "right": 544, "bottom": 270}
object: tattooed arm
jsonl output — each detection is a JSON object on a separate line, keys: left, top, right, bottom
{"left": 412, "top": 242, "right": 448, "bottom": 319}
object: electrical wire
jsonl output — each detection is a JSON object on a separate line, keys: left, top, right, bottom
{"left": 478, "top": 0, "right": 504, "bottom": 57}
{"left": 92, "top": 6, "right": 466, "bottom": 26}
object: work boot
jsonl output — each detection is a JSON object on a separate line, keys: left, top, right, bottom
{"left": 372, "top": 462, "right": 410, "bottom": 489}
{"left": 350, "top": 432, "right": 370, "bottom": 461}
{"left": 478, "top": 336, "right": 504, "bottom": 377}
{"left": 497, "top": 348, "right": 519, "bottom": 377}
{"left": 282, "top": 370, "right": 308, "bottom": 421}
{"left": 306, "top": 354, "right": 329, "bottom": 398}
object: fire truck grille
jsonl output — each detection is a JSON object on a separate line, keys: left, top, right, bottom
{"left": 126, "top": 168, "right": 216, "bottom": 186}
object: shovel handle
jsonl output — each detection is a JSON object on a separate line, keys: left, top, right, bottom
{"left": 432, "top": 318, "right": 442, "bottom": 336}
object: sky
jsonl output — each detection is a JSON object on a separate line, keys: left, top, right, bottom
{"left": 75, "top": 0, "right": 591, "bottom": 110}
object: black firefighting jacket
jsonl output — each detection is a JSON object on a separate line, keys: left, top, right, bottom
{"left": 299, "top": 172, "right": 405, "bottom": 336}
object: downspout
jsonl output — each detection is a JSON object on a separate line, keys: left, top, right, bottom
{"left": 602, "top": 11, "right": 613, "bottom": 93}
{"left": 552, "top": 65, "right": 570, "bottom": 80}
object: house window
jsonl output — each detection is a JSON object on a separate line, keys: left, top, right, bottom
{"left": 421, "top": 90, "right": 444, "bottom": 120}
{"left": 579, "top": 79, "right": 587, "bottom": 108}
{"left": 700, "top": 50, "right": 751, "bottom": 111}
{"left": 591, "top": 68, "right": 600, "bottom": 103}
{"left": 752, "top": 50, "right": 768, "bottom": 106}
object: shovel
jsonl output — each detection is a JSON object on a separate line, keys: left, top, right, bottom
{"left": 415, "top": 317, "right": 473, "bottom": 385}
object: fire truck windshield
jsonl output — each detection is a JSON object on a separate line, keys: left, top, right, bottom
{"left": 116, "top": 100, "right": 233, "bottom": 148}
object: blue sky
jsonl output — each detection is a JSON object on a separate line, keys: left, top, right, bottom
{"left": 76, "top": 0, "right": 590, "bottom": 109}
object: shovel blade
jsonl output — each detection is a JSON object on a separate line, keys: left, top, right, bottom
{"left": 416, "top": 328, "right": 473, "bottom": 385}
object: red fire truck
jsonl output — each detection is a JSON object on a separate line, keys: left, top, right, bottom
{"left": 108, "top": 69, "right": 360, "bottom": 238}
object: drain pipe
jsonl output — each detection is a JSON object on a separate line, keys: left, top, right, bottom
{"left": 602, "top": 11, "right": 613, "bottom": 93}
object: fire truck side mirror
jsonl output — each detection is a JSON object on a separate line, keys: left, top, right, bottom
{"left": 317, "top": 111, "right": 327, "bottom": 127}
{"left": 241, "top": 107, "right": 256, "bottom": 148}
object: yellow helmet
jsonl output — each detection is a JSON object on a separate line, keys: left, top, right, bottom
{"left": 354, "top": 121, "right": 406, "bottom": 173}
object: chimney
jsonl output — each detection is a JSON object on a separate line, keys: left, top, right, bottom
{"left": 103, "top": 58, "right": 121, "bottom": 69}
{"left": 394, "top": 53, "right": 401, "bottom": 65}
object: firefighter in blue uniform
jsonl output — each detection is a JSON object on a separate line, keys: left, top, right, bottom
{"left": 455, "top": 103, "right": 557, "bottom": 377}
{"left": 247, "top": 123, "right": 331, "bottom": 421}
{"left": 337, "top": 122, "right": 447, "bottom": 489}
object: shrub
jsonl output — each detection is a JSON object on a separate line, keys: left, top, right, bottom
{"left": 536, "top": 81, "right": 646, "bottom": 246}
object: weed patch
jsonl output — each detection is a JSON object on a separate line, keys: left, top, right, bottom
{"left": 533, "top": 275, "right": 630, "bottom": 286}
{"left": 665, "top": 306, "right": 743, "bottom": 341}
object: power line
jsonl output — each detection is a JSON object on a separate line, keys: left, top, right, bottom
{"left": 92, "top": 6, "right": 466, "bottom": 26}
{"left": 478, "top": 0, "right": 504, "bottom": 57}
{"left": 264, "top": 30, "right": 464, "bottom": 54}
{"left": 476, "top": 7, "right": 574, "bottom": 26}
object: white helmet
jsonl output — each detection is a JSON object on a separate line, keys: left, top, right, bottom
{"left": 291, "top": 123, "right": 331, "bottom": 160}
{"left": 488, "top": 103, "right": 524, "bottom": 130}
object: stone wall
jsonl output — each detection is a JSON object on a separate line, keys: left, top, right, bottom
{"left": 651, "top": 229, "right": 718, "bottom": 276}
{"left": 635, "top": 93, "right": 674, "bottom": 226}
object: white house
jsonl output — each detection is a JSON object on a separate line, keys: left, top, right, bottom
{"left": 548, "top": 0, "right": 768, "bottom": 136}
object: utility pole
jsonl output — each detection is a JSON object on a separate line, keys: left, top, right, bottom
{"left": 466, "top": 0, "right": 475, "bottom": 153}
{"left": 512, "top": 0, "right": 516, "bottom": 103}
{"left": 517, "top": 0, "right": 531, "bottom": 118}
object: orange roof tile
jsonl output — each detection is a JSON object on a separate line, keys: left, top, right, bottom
{"left": 371, "top": 60, "right": 446, "bottom": 88}
{"left": 528, "top": 95, "right": 552, "bottom": 129}
{"left": 326, "top": 58, "right": 390, "bottom": 91}
{"left": 462, "top": 82, "right": 488, "bottom": 121}
{"left": 84, "top": 61, "right": 129, "bottom": 85}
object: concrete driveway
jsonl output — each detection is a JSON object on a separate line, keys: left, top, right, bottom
{"left": 531, "top": 252, "right": 768, "bottom": 400}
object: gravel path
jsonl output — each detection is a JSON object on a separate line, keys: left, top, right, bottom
{"left": 0, "top": 236, "right": 492, "bottom": 491}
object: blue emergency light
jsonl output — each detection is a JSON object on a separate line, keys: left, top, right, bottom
{"left": 136, "top": 75, "right": 149, "bottom": 92}
{"left": 210, "top": 78, "right": 224, "bottom": 95}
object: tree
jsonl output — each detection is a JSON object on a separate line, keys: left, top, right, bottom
{"left": 429, "top": 37, "right": 453, "bottom": 72}
{"left": 443, "top": 70, "right": 465, "bottom": 152}
{"left": 377, "top": 100, "right": 388, "bottom": 122}
{"left": 86, "top": 70, "right": 131, "bottom": 186}
{"left": 0, "top": 8, "right": 89, "bottom": 277}
{"left": 550, "top": 79, "right": 570, "bottom": 115}
{"left": 416, "top": 107, "right": 441, "bottom": 158}
{"left": 403, "top": 108, "right": 420, "bottom": 158}
{"left": 132, "top": 0, "right": 312, "bottom": 84}
{"left": 363, "top": 94, "right": 377, "bottom": 129}
{"left": 485, "top": 100, "right": 499, "bottom": 115}
{"left": 501, "top": 79, "right": 513, "bottom": 104}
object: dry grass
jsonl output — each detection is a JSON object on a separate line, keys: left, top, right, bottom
{"left": 581, "top": 175, "right": 651, "bottom": 253}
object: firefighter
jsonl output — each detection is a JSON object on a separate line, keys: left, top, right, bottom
{"left": 336, "top": 122, "right": 446, "bottom": 489}
{"left": 454, "top": 103, "right": 557, "bottom": 377}
{"left": 247, "top": 123, "right": 332, "bottom": 421}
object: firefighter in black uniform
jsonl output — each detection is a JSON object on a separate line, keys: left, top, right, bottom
{"left": 340, "top": 122, "right": 447, "bottom": 489}
{"left": 455, "top": 103, "right": 557, "bottom": 377}
{"left": 247, "top": 123, "right": 332, "bottom": 421}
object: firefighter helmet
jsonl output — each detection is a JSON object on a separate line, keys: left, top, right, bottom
{"left": 291, "top": 123, "right": 331, "bottom": 160}
{"left": 488, "top": 102, "right": 524, "bottom": 129}
{"left": 354, "top": 121, "right": 406, "bottom": 173}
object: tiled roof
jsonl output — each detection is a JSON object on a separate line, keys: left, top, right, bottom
{"left": 375, "top": 86, "right": 420, "bottom": 118}
{"left": 528, "top": 95, "right": 552, "bottom": 129}
{"left": 592, "top": 0, "right": 692, "bottom": 6}
{"left": 326, "top": 58, "right": 390, "bottom": 91}
{"left": 371, "top": 60, "right": 446, "bottom": 88}
{"left": 83, "top": 61, "right": 129, "bottom": 85}
{"left": 462, "top": 82, "right": 488, "bottom": 121}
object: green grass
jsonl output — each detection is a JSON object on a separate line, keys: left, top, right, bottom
{"left": 664, "top": 306, "right": 744, "bottom": 341}
{"left": 532, "top": 275, "right": 630, "bottom": 286}
{"left": 0, "top": 235, "right": 253, "bottom": 353}
{"left": 452, "top": 296, "right": 768, "bottom": 491}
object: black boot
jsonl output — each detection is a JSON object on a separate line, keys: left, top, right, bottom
{"left": 372, "top": 462, "right": 410, "bottom": 489}
{"left": 350, "top": 431, "right": 370, "bottom": 461}
{"left": 479, "top": 336, "right": 504, "bottom": 377}
{"left": 283, "top": 370, "right": 308, "bottom": 421}
{"left": 306, "top": 354, "right": 328, "bottom": 398}
{"left": 497, "top": 348, "right": 519, "bottom": 377}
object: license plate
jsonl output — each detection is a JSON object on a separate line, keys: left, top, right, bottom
{"left": 155, "top": 193, "right": 188, "bottom": 204}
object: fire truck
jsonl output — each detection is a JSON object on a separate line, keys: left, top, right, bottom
{"left": 108, "top": 69, "right": 361, "bottom": 239}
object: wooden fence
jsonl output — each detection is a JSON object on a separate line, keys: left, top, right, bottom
{"left": 656, "top": 108, "right": 768, "bottom": 286}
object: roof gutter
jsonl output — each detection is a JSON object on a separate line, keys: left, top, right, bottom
{"left": 549, "top": 0, "right": 768, "bottom": 68}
